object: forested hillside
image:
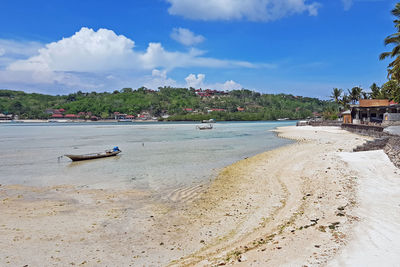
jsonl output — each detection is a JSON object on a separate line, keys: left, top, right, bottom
{"left": 0, "top": 87, "right": 336, "bottom": 121}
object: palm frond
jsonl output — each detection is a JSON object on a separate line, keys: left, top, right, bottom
{"left": 380, "top": 52, "right": 392, "bottom": 60}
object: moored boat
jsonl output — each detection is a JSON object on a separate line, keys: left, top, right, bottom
{"left": 65, "top": 147, "right": 121, "bottom": 161}
{"left": 196, "top": 124, "right": 213, "bottom": 130}
{"left": 202, "top": 118, "right": 216, "bottom": 123}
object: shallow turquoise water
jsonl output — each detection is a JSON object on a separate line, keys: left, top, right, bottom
{"left": 0, "top": 121, "right": 295, "bottom": 193}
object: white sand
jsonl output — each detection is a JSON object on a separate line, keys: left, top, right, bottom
{"left": 328, "top": 150, "right": 400, "bottom": 267}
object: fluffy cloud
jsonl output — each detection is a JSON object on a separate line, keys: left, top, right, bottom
{"left": 219, "top": 80, "right": 242, "bottom": 90}
{"left": 1, "top": 28, "right": 257, "bottom": 92}
{"left": 142, "top": 69, "right": 178, "bottom": 88}
{"left": 183, "top": 73, "right": 241, "bottom": 90}
{"left": 8, "top": 28, "right": 136, "bottom": 72}
{"left": 185, "top": 73, "right": 205, "bottom": 88}
{"left": 171, "top": 27, "right": 205, "bottom": 46}
{"left": 8, "top": 27, "right": 257, "bottom": 74}
{"left": 166, "top": 0, "right": 320, "bottom": 21}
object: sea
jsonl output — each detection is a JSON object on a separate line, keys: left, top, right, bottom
{"left": 0, "top": 121, "right": 295, "bottom": 197}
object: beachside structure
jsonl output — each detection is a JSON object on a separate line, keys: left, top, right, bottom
{"left": 207, "top": 108, "right": 226, "bottom": 113}
{"left": 0, "top": 113, "right": 13, "bottom": 120}
{"left": 342, "top": 110, "right": 352, "bottom": 124}
{"left": 64, "top": 114, "right": 78, "bottom": 120}
{"left": 345, "top": 99, "right": 400, "bottom": 125}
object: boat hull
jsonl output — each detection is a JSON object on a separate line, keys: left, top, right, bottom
{"left": 65, "top": 151, "right": 121, "bottom": 161}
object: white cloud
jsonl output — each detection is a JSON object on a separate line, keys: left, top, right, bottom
{"left": 142, "top": 69, "right": 178, "bottom": 88}
{"left": 171, "top": 27, "right": 205, "bottom": 46}
{"left": 219, "top": 80, "right": 242, "bottom": 90}
{"left": 342, "top": 0, "right": 353, "bottom": 11}
{"left": 185, "top": 73, "right": 205, "bottom": 88}
{"left": 152, "top": 69, "right": 168, "bottom": 79}
{"left": 0, "top": 28, "right": 261, "bottom": 92}
{"left": 166, "top": 0, "right": 320, "bottom": 21}
{"left": 8, "top": 27, "right": 136, "bottom": 72}
{"left": 7, "top": 27, "right": 258, "bottom": 74}
{"left": 183, "top": 73, "right": 242, "bottom": 91}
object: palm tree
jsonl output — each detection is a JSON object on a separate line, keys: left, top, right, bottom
{"left": 330, "top": 88, "right": 343, "bottom": 103}
{"left": 370, "top": 83, "right": 381, "bottom": 98}
{"left": 339, "top": 93, "right": 351, "bottom": 110}
{"left": 361, "top": 91, "right": 370, "bottom": 99}
{"left": 347, "top": 87, "right": 362, "bottom": 104}
{"left": 380, "top": 3, "right": 400, "bottom": 80}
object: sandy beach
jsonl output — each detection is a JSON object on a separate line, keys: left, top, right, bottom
{"left": 1, "top": 126, "right": 399, "bottom": 266}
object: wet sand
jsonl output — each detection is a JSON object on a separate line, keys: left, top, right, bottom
{"left": 1, "top": 126, "right": 399, "bottom": 266}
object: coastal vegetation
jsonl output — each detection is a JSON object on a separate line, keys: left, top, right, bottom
{"left": 0, "top": 87, "right": 336, "bottom": 121}
{"left": 327, "top": 2, "right": 400, "bottom": 117}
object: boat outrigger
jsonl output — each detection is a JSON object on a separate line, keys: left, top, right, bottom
{"left": 65, "top": 147, "right": 121, "bottom": 161}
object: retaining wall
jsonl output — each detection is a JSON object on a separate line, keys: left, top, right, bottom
{"left": 340, "top": 123, "right": 400, "bottom": 168}
{"left": 341, "top": 123, "right": 387, "bottom": 137}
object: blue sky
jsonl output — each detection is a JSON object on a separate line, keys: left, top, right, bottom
{"left": 0, "top": 0, "right": 396, "bottom": 98}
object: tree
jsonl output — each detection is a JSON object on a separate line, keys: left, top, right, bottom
{"left": 121, "top": 88, "right": 133, "bottom": 93}
{"left": 370, "top": 83, "right": 382, "bottom": 99}
{"left": 361, "top": 91, "right": 370, "bottom": 99}
{"left": 381, "top": 80, "right": 400, "bottom": 102}
{"left": 339, "top": 93, "right": 351, "bottom": 110}
{"left": 330, "top": 88, "right": 342, "bottom": 103}
{"left": 380, "top": 3, "right": 400, "bottom": 80}
{"left": 348, "top": 86, "right": 362, "bottom": 104}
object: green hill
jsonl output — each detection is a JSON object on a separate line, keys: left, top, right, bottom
{"left": 0, "top": 87, "right": 336, "bottom": 121}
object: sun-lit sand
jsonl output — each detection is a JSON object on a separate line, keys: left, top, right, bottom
{"left": 1, "top": 126, "right": 399, "bottom": 266}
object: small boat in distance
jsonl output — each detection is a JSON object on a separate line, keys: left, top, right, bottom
{"left": 118, "top": 119, "right": 133, "bottom": 122}
{"left": 65, "top": 147, "right": 121, "bottom": 161}
{"left": 196, "top": 124, "right": 213, "bottom": 130}
{"left": 202, "top": 118, "right": 216, "bottom": 123}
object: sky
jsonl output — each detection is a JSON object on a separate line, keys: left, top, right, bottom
{"left": 0, "top": 0, "right": 396, "bottom": 98}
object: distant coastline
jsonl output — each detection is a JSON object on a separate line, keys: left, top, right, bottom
{"left": 0, "top": 119, "right": 297, "bottom": 123}
{"left": 0, "top": 88, "right": 336, "bottom": 122}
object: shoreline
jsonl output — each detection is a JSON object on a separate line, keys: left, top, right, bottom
{"left": 1, "top": 126, "right": 399, "bottom": 266}
{"left": 169, "top": 126, "right": 370, "bottom": 266}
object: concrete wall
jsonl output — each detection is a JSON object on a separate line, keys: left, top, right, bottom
{"left": 342, "top": 123, "right": 400, "bottom": 168}
{"left": 341, "top": 123, "right": 386, "bottom": 137}
{"left": 308, "top": 120, "right": 342, "bottom": 127}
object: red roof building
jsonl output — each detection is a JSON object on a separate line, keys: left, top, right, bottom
{"left": 51, "top": 114, "right": 63, "bottom": 118}
{"left": 64, "top": 114, "right": 77, "bottom": 119}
